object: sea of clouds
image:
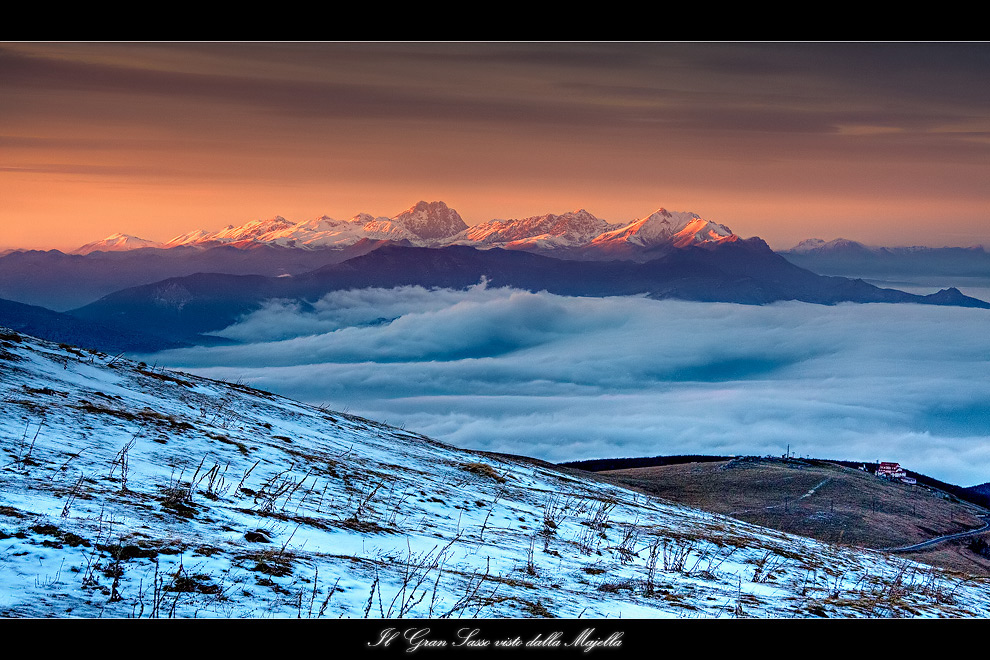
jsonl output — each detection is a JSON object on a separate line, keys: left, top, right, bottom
{"left": 150, "top": 283, "right": 990, "bottom": 486}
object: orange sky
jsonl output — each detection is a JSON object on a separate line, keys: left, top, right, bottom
{"left": 3, "top": 42, "right": 990, "bottom": 252}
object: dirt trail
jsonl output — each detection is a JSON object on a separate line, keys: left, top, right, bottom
{"left": 729, "top": 477, "right": 831, "bottom": 516}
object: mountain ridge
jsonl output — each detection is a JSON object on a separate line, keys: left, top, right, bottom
{"left": 65, "top": 241, "right": 990, "bottom": 348}
{"left": 70, "top": 201, "right": 740, "bottom": 257}
{"left": 5, "top": 205, "right": 989, "bottom": 338}
{"left": 781, "top": 238, "right": 990, "bottom": 278}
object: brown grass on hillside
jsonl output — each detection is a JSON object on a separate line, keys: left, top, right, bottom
{"left": 596, "top": 457, "right": 990, "bottom": 577}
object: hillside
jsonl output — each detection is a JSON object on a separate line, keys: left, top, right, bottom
{"left": 0, "top": 297, "right": 186, "bottom": 354}
{"left": 589, "top": 457, "right": 990, "bottom": 577}
{"left": 3, "top": 327, "right": 990, "bottom": 618}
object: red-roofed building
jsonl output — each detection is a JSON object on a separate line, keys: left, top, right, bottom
{"left": 876, "top": 462, "right": 906, "bottom": 479}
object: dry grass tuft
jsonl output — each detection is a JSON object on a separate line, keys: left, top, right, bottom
{"left": 460, "top": 462, "right": 507, "bottom": 483}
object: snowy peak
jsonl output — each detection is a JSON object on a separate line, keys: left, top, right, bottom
{"left": 295, "top": 215, "right": 350, "bottom": 232}
{"left": 591, "top": 208, "right": 736, "bottom": 250}
{"left": 787, "top": 238, "right": 868, "bottom": 254}
{"left": 164, "top": 217, "right": 299, "bottom": 248}
{"left": 350, "top": 212, "right": 378, "bottom": 225}
{"left": 390, "top": 200, "right": 468, "bottom": 242}
{"left": 671, "top": 217, "right": 737, "bottom": 248}
{"left": 211, "top": 216, "right": 297, "bottom": 242}
{"left": 237, "top": 215, "right": 364, "bottom": 249}
{"left": 450, "top": 208, "right": 618, "bottom": 249}
{"left": 163, "top": 229, "right": 215, "bottom": 247}
{"left": 789, "top": 238, "right": 828, "bottom": 253}
{"left": 73, "top": 233, "right": 164, "bottom": 255}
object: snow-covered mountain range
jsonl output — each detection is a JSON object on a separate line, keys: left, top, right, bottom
{"left": 781, "top": 238, "right": 990, "bottom": 279}
{"left": 74, "top": 233, "right": 169, "bottom": 255}
{"left": 3, "top": 326, "right": 990, "bottom": 619}
{"left": 72, "top": 202, "right": 739, "bottom": 256}
{"left": 787, "top": 238, "right": 986, "bottom": 255}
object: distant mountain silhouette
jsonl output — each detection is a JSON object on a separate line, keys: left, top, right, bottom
{"left": 0, "top": 241, "right": 386, "bottom": 310}
{"left": 0, "top": 297, "right": 187, "bottom": 353}
{"left": 781, "top": 239, "right": 990, "bottom": 278}
{"left": 68, "top": 241, "right": 990, "bottom": 346}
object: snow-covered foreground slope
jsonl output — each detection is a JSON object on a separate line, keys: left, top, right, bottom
{"left": 2, "top": 328, "right": 989, "bottom": 619}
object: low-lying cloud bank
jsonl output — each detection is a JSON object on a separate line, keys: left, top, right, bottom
{"left": 150, "top": 283, "right": 990, "bottom": 486}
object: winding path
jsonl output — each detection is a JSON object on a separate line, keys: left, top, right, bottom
{"left": 882, "top": 515, "right": 990, "bottom": 553}
{"left": 728, "top": 477, "right": 832, "bottom": 517}
{"left": 721, "top": 472, "right": 990, "bottom": 555}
